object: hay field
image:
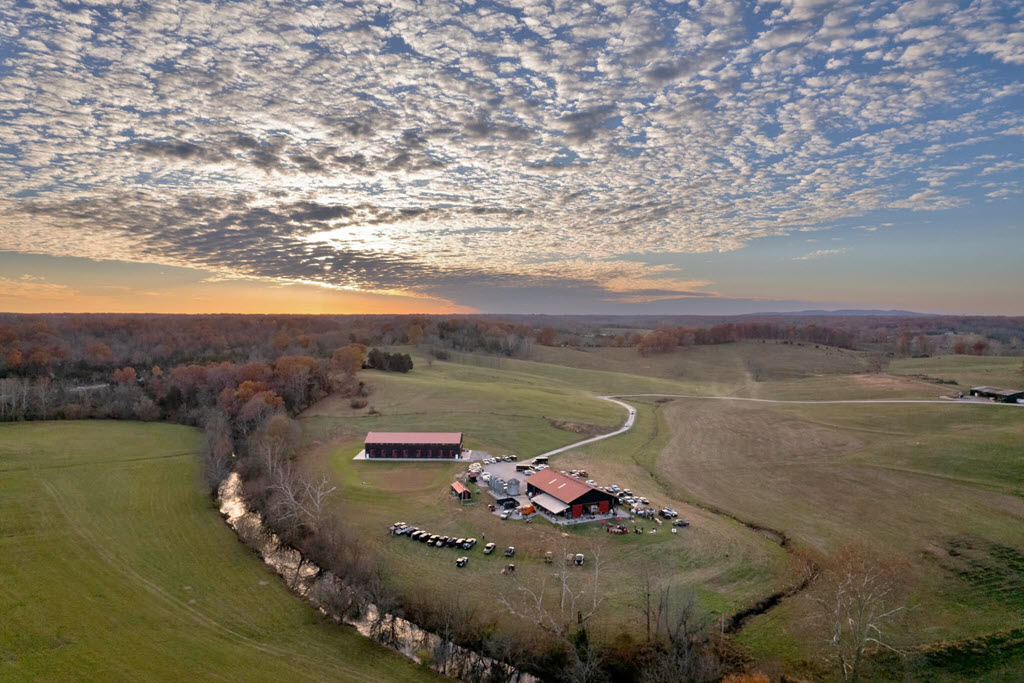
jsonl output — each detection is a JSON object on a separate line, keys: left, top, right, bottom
{"left": 301, "top": 345, "right": 1024, "bottom": 677}
{"left": 0, "top": 421, "right": 434, "bottom": 682}
{"left": 653, "top": 399, "right": 1024, "bottom": 670}
{"left": 300, "top": 354, "right": 793, "bottom": 632}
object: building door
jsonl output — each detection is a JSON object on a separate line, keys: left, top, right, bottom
{"left": 572, "top": 504, "right": 583, "bottom": 518}
{"left": 598, "top": 500, "right": 609, "bottom": 514}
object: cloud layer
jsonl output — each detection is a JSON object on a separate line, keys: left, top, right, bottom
{"left": 1, "top": 0, "right": 1022, "bottom": 306}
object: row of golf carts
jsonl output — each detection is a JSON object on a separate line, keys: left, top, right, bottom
{"left": 390, "top": 522, "right": 516, "bottom": 568}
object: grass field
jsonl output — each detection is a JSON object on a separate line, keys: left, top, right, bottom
{"left": 891, "top": 355, "right": 1024, "bottom": 392}
{"left": 655, "top": 399, "right": 1024, "bottom": 674}
{"left": 299, "top": 344, "right": 1024, "bottom": 678}
{"left": 300, "top": 353, "right": 795, "bottom": 636}
{"left": 0, "top": 421, "right": 434, "bottom": 682}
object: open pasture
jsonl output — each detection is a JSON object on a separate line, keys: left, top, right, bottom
{"left": 891, "top": 354, "right": 1024, "bottom": 392}
{"left": 650, "top": 399, "right": 1024, "bottom": 664}
{"left": 0, "top": 421, "right": 433, "bottom": 682}
{"left": 301, "top": 346, "right": 1024, "bottom": 677}
{"left": 302, "top": 356, "right": 793, "bottom": 630}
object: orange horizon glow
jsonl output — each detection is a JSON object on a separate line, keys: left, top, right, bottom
{"left": 0, "top": 277, "right": 476, "bottom": 316}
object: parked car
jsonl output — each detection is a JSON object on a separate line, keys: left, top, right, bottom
{"left": 574, "top": 553, "right": 585, "bottom": 566}
{"left": 640, "top": 497, "right": 649, "bottom": 504}
{"left": 523, "top": 469, "right": 536, "bottom": 477}
{"left": 502, "top": 455, "right": 512, "bottom": 462}
{"left": 483, "top": 542, "right": 496, "bottom": 554}
{"left": 463, "top": 538, "right": 477, "bottom": 549}
{"left": 509, "top": 454, "right": 518, "bottom": 461}
{"left": 664, "top": 508, "right": 678, "bottom": 518}
{"left": 672, "top": 519, "right": 690, "bottom": 527}
{"left": 535, "top": 464, "right": 549, "bottom": 471}
{"left": 455, "top": 556, "right": 468, "bottom": 568}
{"left": 608, "top": 485, "right": 620, "bottom": 493}
{"left": 586, "top": 480, "right": 597, "bottom": 486}
{"left": 500, "top": 511, "right": 511, "bottom": 520}
{"left": 504, "top": 546, "right": 516, "bottom": 557}
{"left": 577, "top": 470, "right": 587, "bottom": 477}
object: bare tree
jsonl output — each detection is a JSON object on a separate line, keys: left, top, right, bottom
{"left": 633, "top": 567, "right": 658, "bottom": 644}
{"left": 31, "top": 377, "right": 57, "bottom": 419}
{"left": 642, "top": 589, "right": 721, "bottom": 683}
{"left": 268, "top": 464, "right": 335, "bottom": 535}
{"left": 804, "top": 544, "right": 911, "bottom": 682}
{"left": 251, "top": 413, "right": 301, "bottom": 479}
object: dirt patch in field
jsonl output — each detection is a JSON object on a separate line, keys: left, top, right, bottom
{"left": 548, "top": 418, "right": 609, "bottom": 437}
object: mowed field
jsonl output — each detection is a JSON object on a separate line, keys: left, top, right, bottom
{"left": 300, "top": 344, "right": 1024, "bottom": 678}
{"left": 653, "top": 398, "right": 1024, "bottom": 676}
{"left": 300, "top": 353, "right": 794, "bottom": 635}
{"left": 0, "top": 421, "right": 434, "bottom": 683}
{"left": 891, "top": 354, "right": 1024, "bottom": 392}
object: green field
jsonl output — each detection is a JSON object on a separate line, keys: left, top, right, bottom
{"left": 0, "top": 421, "right": 434, "bottom": 682}
{"left": 301, "top": 344, "right": 1024, "bottom": 679}
{"left": 891, "top": 354, "right": 1024, "bottom": 392}
{"left": 301, "top": 354, "right": 794, "bottom": 635}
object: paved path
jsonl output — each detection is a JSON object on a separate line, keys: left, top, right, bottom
{"left": 535, "top": 397, "right": 636, "bottom": 458}
{"left": 535, "top": 393, "right": 1020, "bottom": 458}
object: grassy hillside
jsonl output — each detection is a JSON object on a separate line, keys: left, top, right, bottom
{"left": 529, "top": 340, "right": 870, "bottom": 386}
{"left": 300, "top": 356, "right": 792, "bottom": 633}
{"left": 300, "top": 346, "right": 1024, "bottom": 679}
{"left": 652, "top": 400, "right": 1024, "bottom": 669}
{"left": 0, "top": 421, "right": 434, "bottom": 683}
{"left": 891, "top": 355, "right": 1024, "bottom": 392}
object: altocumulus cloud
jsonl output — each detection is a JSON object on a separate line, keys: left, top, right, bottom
{"left": 0, "top": 0, "right": 1022, "bottom": 306}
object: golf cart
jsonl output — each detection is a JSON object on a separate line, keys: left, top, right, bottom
{"left": 504, "top": 546, "right": 515, "bottom": 557}
{"left": 455, "top": 556, "right": 469, "bottom": 568}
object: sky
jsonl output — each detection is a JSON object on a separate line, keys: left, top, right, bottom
{"left": 1, "top": 0, "right": 1022, "bottom": 315}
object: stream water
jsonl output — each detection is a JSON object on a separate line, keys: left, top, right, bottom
{"left": 217, "top": 473, "right": 533, "bottom": 681}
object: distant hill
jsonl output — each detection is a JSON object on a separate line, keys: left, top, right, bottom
{"left": 777, "top": 309, "right": 933, "bottom": 317}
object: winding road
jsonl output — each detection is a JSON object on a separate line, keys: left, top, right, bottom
{"left": 537, "top": 393, "right": 1021, "bottom": 458}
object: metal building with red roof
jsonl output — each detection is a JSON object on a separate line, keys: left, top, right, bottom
{"left": 527, "top": 470, "right": 617, "bottom": 519}
{"left": 364, "top": 432, "right": 463, "bottom": 459}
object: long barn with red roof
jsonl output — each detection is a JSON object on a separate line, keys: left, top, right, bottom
{"left": 364, "top": 432, "right": 463, "bottom": 459}
{"left": 527, "top": 470, "right": 617, "bottom": 520}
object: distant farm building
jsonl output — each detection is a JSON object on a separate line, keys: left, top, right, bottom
{"left": 364, "top": 432, "right": 463, "bottom": 459}
{"left": 969, "top": 386, "right": 1024, "bottom": 403}
{"left": 450, "top": 481, "right": 471, "bottom": 501}
{"left": 527, "top": 471, "right": 617, "bottom": 520}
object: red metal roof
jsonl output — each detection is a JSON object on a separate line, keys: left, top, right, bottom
{"left": 451, "top": 481, "right": 470, "bottom": 495}
{"left": 365, "top": 431, "right": 463, "bottom": 445}
{"left": 528, "top": 470, "right": 600, "bottom": 504}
